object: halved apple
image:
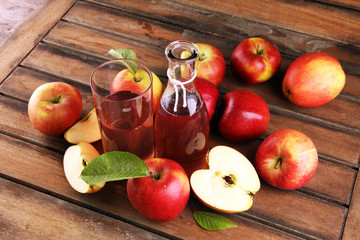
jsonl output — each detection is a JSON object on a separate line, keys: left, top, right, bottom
{"left": 190, "top": 145, "right": 260, "bottom": 212}
{"left": 63, "top": 142, "right": 105, "bottom": 193}
{"left": 64, "top": 108, "right": 101, "bottom": 144}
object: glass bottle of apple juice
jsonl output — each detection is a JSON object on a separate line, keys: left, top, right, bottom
{"left": 154, "top": 40, "right": 210, "bottom": 177}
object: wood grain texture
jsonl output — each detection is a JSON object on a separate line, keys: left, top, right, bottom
{"left": 0, "top": 177, "right": 167, "bottom": 240}
{"left": 174, "top": 0, "right": 360, "bottom": 47}
{"left": 0, "top": 0, "right": 45, "bottom": 45}
{"left": 0, "top": 0, "right": 76, "bottom": 82}
{"left": 343, "top": 171, "right": 360, "bottom": 239}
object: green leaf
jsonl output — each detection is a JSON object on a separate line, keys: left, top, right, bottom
{"left": 108, "top": 49, "right": 138, "bottom": 75}
{"left": 194, "top": 211, "right": 237, "bottom": 231}
{"left": 80, "top": 151, "right": 149, "bottom": 185}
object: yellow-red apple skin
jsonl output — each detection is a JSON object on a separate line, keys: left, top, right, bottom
{"left": 255, "top": 129, "right": 318, "bottom": 190}
{"left": 110, "top": 69, "right": 163, "bottom": 111}
{"left": 28, "top": 82, "right": 82, "bottom": 136}
{"left": 282, "top": 52, "right": 346, "bottom": 107}
{"left": 195, "top": 43, "right": 226, "bottom": 86}
{"left": 231, "top": 37, "right": 281, "bottom": 85}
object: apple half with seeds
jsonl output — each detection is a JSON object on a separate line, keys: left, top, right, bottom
{"left": 63, "top": 142, "right": 105, "bottom": 193}
{"left": 190, "top": 145, "right": 260, "bottom": 212}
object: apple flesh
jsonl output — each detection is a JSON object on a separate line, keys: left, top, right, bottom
{"left": 110, "top": 68, "right": 163, "bottom": 111}
{"left": 217, "top": 90, "right": 270, "bottom": 142}
{"left": 64, "top": 108, "right": 101, "bottom": 144}
{"left": 127, "top": 158, "right": 190, "bottom": 222}
{"left": 190, "top": 145, "right": 260, "bottom": 213}
{"left": 28, "top": 82, "right": 82, "bottom": 136}
{"left": 282, "top": 52, "right": 346, "bottom": 107}
{"left": 231, "top": 37, "right": 281, "bottom": 85}
{"left": 195, "top": 77, "right": 220, "bottom": 120}
{"left": 63, "top": 142, "right": 105, "bottom": 193}
{"left": 255, "top": 129, "right": 318, "bottom": 190}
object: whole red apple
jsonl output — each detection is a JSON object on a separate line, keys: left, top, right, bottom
{"left": 282, "top": 52, "right": 346, "bottom": 107}
{"left": 218, "top": 90, "right": 270, "bottom": 142}
{"left": 231, "top": 37, "right": 281, "bottom": 85}
{"left": 127, "top": 158, "right": 190, "bottom": 222}
{"left": 28, "top": 82, "right": 82, "bottom": 136}
{"left": 195, "top": 77, "right": 220, "bottom": 120}
{"left": 195, "top": 43, "right": 226, "bottom": 86}
{"left": 255, "top": 129, "right": 318, "bottom": 190}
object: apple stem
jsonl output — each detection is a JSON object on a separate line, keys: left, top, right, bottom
{"left": 53, "top": 95, "right": 61, "bottom": 104}
{"left": 274, "top": 157, "right": 282, "bottom": 169}
{"left": 198, "top": 53, "right": 206, "bottom": 61}
{"left": 149, "top": 171, "right": 160, "bottom": 180}
{"left": 134, "top": 76, "right": 141, "bottom": 83}
{"left": 256, "top": 45, "right": 264, "bottom": 56}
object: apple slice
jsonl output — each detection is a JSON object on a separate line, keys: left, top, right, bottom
{"left": 190, "top": 145, "right": 260, "bottom": 212}
{"left": 64, "top": 108, "right": 101, "bottom": 144}
{"left": 63, "top": 142, "right": 105, "bottom": 193}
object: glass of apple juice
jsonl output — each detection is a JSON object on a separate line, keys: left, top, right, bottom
{"left": 90, "top": 59, "right": 154, "bottom": 160}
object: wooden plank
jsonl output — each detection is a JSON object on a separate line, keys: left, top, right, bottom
{"left": 173, "top": 0, "right": 360, "bottom": 47}
{"left": 0, "top": 177, "right": 168, "bottom": 240}
{"left": 317, "top": 0, "right": 360, "bottom": 11}
{"left": 0, "top": 0, "right": 77, "bottom": 82}
{"left": 0, "top": 132, "right": 306, "bottom": 240}
{"left": 343, "top": 171, "right": 360, "bottom": 239}
{"left": 0, "top": 0, "right": 45, "bottom": 46}
{"left": 244, "top": 185, "right": 346, "bottom": 240}
{"left": 89, "top": 0, "right": 360, "bottom": 76}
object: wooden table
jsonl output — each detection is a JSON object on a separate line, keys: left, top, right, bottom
{"left": 1, "top": 0, "right": 359, "bottom": 239}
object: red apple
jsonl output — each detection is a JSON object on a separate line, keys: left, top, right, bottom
{"left": 28, "top": 82, "right": 82, "bottom": 136}
{"left": 195, "top": 43, "right": 226, "bottom": 86}
{"left": 231, "top": 37, "right": 281, "bottom": 85}
{"left": 217, "top": 90, "right": 270, "bottom": 142}
{"left": 127, "top": 158, "right": 190, "bottom": 222}
{"left": 255, "top": 129, "right": 318, "bottom": 190}
{"left": 195, "top": 77, "right": 220, "bottom": 120}
{"left": 110, "top": 68, "right": 163, "bottom": 111}
{"left": 282, "top": 52, "right": 346, "bottom": 107}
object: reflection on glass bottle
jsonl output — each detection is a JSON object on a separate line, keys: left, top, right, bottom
{"left": 154, "top": 40, "right": 210, "bottom": 176}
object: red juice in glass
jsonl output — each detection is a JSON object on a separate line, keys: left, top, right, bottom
{"left": 90, "top": 59, "right": 154, "bottom": 160}
{"left": 98, "top": 90, "right": 154, "bottom": 159}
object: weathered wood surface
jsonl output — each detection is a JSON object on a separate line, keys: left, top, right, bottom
{"left": 0, "top": 0, "right": 77, "bottom": 83}
{"left": 0, "top": 0, "right": 359, "bottom": 239}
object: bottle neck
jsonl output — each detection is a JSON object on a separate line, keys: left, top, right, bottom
{"left": 164, "top": 40, "right": 200, "bottom": 113}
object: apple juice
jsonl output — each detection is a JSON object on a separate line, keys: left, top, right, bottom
{"left": 155, "top": 88, "right": 209, "bottom": 176}
{"left": 98, "top": 90, "right": 154, "bottom": 159}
